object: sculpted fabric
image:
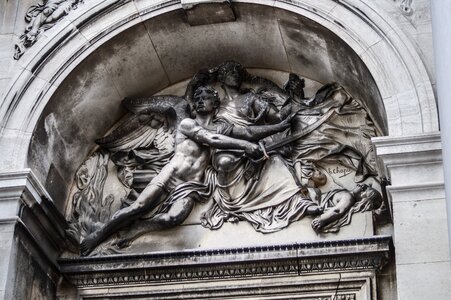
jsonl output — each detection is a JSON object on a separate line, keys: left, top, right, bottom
{"left": 66, "top": 62, "right": 384, "bottom": 257}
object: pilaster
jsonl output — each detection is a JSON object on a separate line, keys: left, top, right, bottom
{"left": 0, "top": 169, "right": 72, "bottom": 299}
{"left": 431, "top": 0, "right": 451, "bottom": 259}
{"left": 373, "top": 132, "right": 451, "bottom": 300}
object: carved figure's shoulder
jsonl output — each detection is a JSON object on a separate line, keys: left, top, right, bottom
{"left": 179, "top": 118, "right": 197, "bottom": 132}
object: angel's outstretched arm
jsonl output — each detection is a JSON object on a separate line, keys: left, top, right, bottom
{"left": 123, "top": 96, "right": 179, "bottom": 115}
{"left": 179, "top": 119, "right": 262, "bottom": 158}
{"left": 229, "top": 113, "right": 294, "bottom": 142}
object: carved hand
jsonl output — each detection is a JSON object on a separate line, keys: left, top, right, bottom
{"left": 244, "top": 143, "right": 263, "bottom": 159}
{"left": 280, "top": 112, "right": 297, "bottom": 129}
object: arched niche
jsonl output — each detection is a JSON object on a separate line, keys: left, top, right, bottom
{"left": 0, "top": 0, "right": 437, "bottom": 212}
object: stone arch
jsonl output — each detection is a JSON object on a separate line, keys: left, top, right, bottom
{"left": 0, "top": 0, "right": 437, "bottom": 210}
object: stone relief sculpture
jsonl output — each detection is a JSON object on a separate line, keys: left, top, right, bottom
{"left": 66, "top": 61, "right": 385, "bottom": 256}
{"left": 312, "top": 183, "right": 383, "bottom": 232}
{"left": 14, "top": 0, "right": 83, "bottom": 60}
{"left": 395, "top": 0, "right": 414, "bottom": 16}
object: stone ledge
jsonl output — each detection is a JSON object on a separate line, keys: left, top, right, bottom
{"left": 59, "top": 236, "right": 391, "bottom": 288}
{"left": 386, "top": 181, "right": 445, "bottom": 203}
{"left": 76, "top": 271, "right": 373, "bottom": 299}
{"left": 373, "top": 133, "right": 442, "bottom": 165}
{"left": 0, "top": 169, "right": 73, "bottom": 262}
{"left": 372, "top": 132, "right": 444, "bottom": 185}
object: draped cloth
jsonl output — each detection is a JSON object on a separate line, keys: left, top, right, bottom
{"left": 292, "top": 83, "right": 378, "bottom": 182}
{"left": 156, "top": 167, "right": 217, "bottom": 214}
{"left": 201, "top": 154, "right": 317, "bottom": 233}
{"left": 316, "top": 189, "right": 377, "bottom": 233}
{"left": 199, "top": 109, "right": 317, "bottom": 233}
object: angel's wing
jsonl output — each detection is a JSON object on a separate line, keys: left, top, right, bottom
{"left": 96, "top": 95, "right": 189, "bottom": 154}
{"left": 95, "top": 114, "right": 166, "bottom": 153}
{"left": 123, "top": 95, "right": 190, "bottom": 124}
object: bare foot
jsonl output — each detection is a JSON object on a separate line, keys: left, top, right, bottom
{"left": 311, "top": 217, "right": 326, "bottom": 231}
{"left": 306, "top": 205, "right": 324, "bottom": 215}
{"left": 80, "top": 231, "right": 100, "bottom": 256}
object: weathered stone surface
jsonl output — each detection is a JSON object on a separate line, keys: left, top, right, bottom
{"left": 182, "top": 1, "right": 236, "bottom": 26}
{"left": 59, "top": 236, "right": 390, "bottom": 299}
{"left": 0, "top": 1, "right": 447, "bottom": 300}
{"left": 111, "top": 212, "right": 374, "bottom": 254}
{"left": 373, "top": 133, "right": 451, "bottom": 300}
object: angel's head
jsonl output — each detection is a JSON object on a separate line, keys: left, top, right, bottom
{"left": 193, "top": 86, "right": 220, "bottom": 115}
{"left": 217, "top": 61, "right": 246, "bottom": 88}
{"left": 284, "top": 73, "right": 305, "bottom": 98}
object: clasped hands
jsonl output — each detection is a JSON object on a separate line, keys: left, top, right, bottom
{"left": 244, "top": 112, "right": 296, "bottom": 160}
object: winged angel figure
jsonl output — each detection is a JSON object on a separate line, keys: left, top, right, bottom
{"left": 71, "top": 61, "right": 384, "bottom": 256}
{"left": 79, "top": 73, "right": 302, "bottom": 256}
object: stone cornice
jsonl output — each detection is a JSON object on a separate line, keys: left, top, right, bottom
{"left": 0, "top": 169, "right": 73, "bottom": 263}
{"left": 372, "top": 132, "right": 443, "bottom": 180}
{"left": 59, "top": 236, "right": 391, "bottom": 288}
{"left": 0, "top": 169, "right": 50, "bottom": 204}
{"left": 372, "top": 132, "right": 442, "bottom": 161}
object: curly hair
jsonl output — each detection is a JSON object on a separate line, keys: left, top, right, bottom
{"left": 357, "top": 183, "right": 383, "bottom": 209}
{"left": 216, "top": 60, "right": 248, "bottom": 84}
{"left": 193, "top": 86, "right": 220, "bottom": 109}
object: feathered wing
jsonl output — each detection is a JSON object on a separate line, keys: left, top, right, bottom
{"left": 96, "top": 95, "right": 190, "bottom": 190}
{"left": 96, "top": 95, "right": 189, "bottom": 153}
{"left": 95, "top": 114, "right": 161, "bottom": 153}
{"left": 122, "top": 95, "right": 190, "bottom": 125}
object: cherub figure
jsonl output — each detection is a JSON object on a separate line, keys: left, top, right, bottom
{"left": 14, "top": 0, "right": 82, "bottom": 59}
{"left": 311, "top": 183, "right": 383, "bottom": 232}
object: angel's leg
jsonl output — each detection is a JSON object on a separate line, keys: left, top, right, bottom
{"left": 80, "top": 184, "right": 168, "bottom": 256}
{"left": 115, "top": 196, "right": 195, "bottom": 248}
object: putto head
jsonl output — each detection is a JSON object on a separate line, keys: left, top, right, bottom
{"left": 356, "top": 183, "right": 383, "bottom": 208}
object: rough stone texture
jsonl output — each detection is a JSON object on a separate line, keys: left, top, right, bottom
{"left": 183, "top": 1, "right": 236, "bottom": 25}
{"left": 0, "top": 225, "right": 14, "bottom": 299}
{"left": 105, "top": 212, "right": 374, "bottom": 254}
{"left": 431, "top": 0, "right": 451, "bottom": 265}
{"left": 9, "top": 226, "right": 58, "bottom": 300}
{"left": 0, "top": 170, "right": 72, "bottom": 299}
{"left": 370, "top": 0, "right": 436, "bottom": 91}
